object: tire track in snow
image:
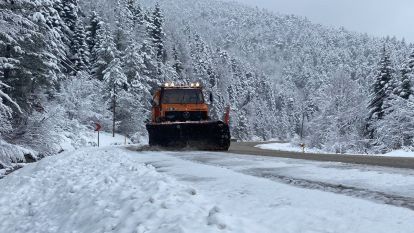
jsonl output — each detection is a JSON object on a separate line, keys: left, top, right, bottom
{"left": 242, "top": 167, "right": 414, "bottom": 211}
{"left": 176, "top": 153, "right": 414, "bottom": 211}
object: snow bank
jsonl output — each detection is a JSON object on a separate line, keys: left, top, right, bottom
{"left": 256, "top": 142, "right": 414, "bottom": 157}
{"left": 60, "top": 131, "right": 132, "bottom": 152}
{"left": 0, "top": 140, "right": 37, "bottom": 170}
{"left": 0, "top": 147, "right": 258, "bottom": 233}
{"left": 96, "top": 131, "right": 132, "bottom": 147}
{"left": 256, "top": 142, "right": 304, "bottom": 153}
{"left": 382, "top": 149, "right": 414, "bottom": 158}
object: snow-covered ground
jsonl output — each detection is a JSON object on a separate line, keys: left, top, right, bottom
{"left": 0, "top": 148, "right": 257, "bottom": 233}
{"left": 383, "top": 149, "right": 414, "bottom": 157}
{"left": 60, "top": 131, "right": 133, "bottom": 151}
{"left": 1, "top": 132, "right": 133, "bottom": 179}
{"left": 256, "top": 142, "right": 305, "bottom": 153}
{"left": 1, "top": 145, "right": 414, "bottom": 233}
{"left": 256, "top": 142, "right": 414, "bottom": 157}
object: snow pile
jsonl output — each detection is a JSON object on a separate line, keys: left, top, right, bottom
{"left": 0, "top": 140, "right": 37, "bottom": 175}
{"left": 96, "top": 132, "right": 133, "bottom": 147}
{"left": 256, "top": 142, "right": 304, "bottom": 153}
{"left": 382, "top": 149, "right": 414, "bottom": 158}
{"left": 256, "top": 142, "right": 414, "bottom": 158}
{"left": 0, "top": 147, "right": 257, "bottom": 233}
{"left": 60, "top": 131, "right": 133, "bottom": 151}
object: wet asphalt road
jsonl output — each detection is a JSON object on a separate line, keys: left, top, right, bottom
{"left": 228, "top": 142, "right": 414, "bottom": 169}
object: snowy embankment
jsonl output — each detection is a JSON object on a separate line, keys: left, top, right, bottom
{"left": 0, "top": 140, "right": 38, "bottom": 178}
{"left": 1, "top": 131, "right": 132, "bottom": 178}
{"left": 0, "top": 147, "right": 261, "bottom": 233}
{"left": 60, "top": 131, "right": 132, "bottom": 151}
{"left": 256, "top": 142, "right": 414, "bottom": 158}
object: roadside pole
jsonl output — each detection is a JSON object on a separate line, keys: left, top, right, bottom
{"left": 95, "top": 123, "right": 102, "bottom": 147}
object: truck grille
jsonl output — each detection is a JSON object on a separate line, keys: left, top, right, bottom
{"left": 165, "top": 111, "right": 208, "bottom": 122}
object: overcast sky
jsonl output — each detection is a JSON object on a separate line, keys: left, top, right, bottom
{"left": 229, "top": 0, "right": 414, "bottom": 42}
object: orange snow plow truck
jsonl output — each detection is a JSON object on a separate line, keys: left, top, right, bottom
{"left": 146, "top": 82, "right": 231, "bottom": 151}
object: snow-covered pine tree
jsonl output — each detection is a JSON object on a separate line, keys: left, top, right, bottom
{"left": 103, "top": 58, "right": 129, "bottom": 137}
{"left": 0, "top": 0, "right": 65, "bottom": 110}
{"left": 138, "top": 40, "right": 160, "bottom": 90}
{"left": 398, "top": 49, "right": 414, "bottom": 99}
{"left": 148, "top": 4, "right": 166, "bottom": 63}
{"left": 86, "top": 11, "right": 103, "bottom": 54}
{"left": 72, "top": 19, "right": 90, "bottom": 73}
{"left": 172, "top": 46, "right": 184, "bottom": 79}
{"left": 92, "top": 24, "right": 117, "bottom": 80}
{"left": 60, "top": 0, "right": 78, "bottom": 32}
{"left": 113, "top": 0, "right": 134, "bottom": 52}
{"left": 373, "top": 49, "right": 414, "bottom": 150}
{"left": 367, "top": 47, "right": 394, "bottom": 121}
{"left": 374, "top": 95, "right": 414, "bottom": 151}
{"left": 122, "top": 40, "right": 143, "bottom": 83}
{"left": 126, "top": 0, "right": 143, "bottom": 26}
{"left": 0, "top": 81, "right": 21, "bottom": 136}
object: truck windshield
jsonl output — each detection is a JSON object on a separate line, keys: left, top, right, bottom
{"left": 162, "top": 89, "right": 204, "bottom": 104}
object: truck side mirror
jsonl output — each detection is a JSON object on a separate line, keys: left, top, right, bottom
{"left": 209, "top": 92, "right": 214, "bottom": 104}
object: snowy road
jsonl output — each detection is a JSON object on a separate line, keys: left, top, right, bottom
{"left": 229, "top": 142, "right": 414, "bottom": 169}
{"left": 1, "top": 146, "right": 414, "bottom": 233}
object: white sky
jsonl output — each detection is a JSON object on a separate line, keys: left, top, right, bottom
{"left": 229, "top": 0, "right": 414, "bottom": 43}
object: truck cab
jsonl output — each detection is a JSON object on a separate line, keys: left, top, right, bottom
{"left": 151, "top": 84, "right": 209, "bottom": 123}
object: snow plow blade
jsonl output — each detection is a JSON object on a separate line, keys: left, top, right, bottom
{"left": 146, "top": 121, "right": 231, "bottom": 151}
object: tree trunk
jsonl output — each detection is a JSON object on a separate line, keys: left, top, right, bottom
{"left": 300, "top": 112, "right": 305, "bottom": 141}
{"left": 112, "top": 85, "right": 116, "bottom": 137}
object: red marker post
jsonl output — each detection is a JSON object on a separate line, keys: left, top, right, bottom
{"left": 95, "top": 123, "right": 102, "bottom": 147}
{"left": 224, "top": 106, "right": 230, "bottom": 125}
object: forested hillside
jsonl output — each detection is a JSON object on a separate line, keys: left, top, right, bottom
{"left": 1, "top": 0, "right": 414, "bottom": 168}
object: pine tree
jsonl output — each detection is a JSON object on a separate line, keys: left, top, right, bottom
{"left": 374, "top": 96, "right": 414, "bottom": 150}
{"left": 172, "top": 46, "right": 184, "bottom": 78}
{"left": 60, "top": 0, "right": 78, "bottom": 32}
{"left": 368, "top": 47, "right": 394, "bottom": 121}
{"left": 122, "top": 39, "right": 143, "bottom": 83}
{"left": 72, "top": 20, "right": 89, "bottom": 73}
{"left": 126, "top": 0, "right": 143, "bottom": 26}
{"left": 92, "top": 24, "right": 117, "bottom": 80}
{"left": 148, "top": 4, "right": 166, "bottom": 62}
{"left": 86, "top": 11, "right": 103, "bottom": 54}
{"left": 0, "top": 81, "right": 21, "bottom": 136}
{"left": 399, "top": 49, "right": 414, "bottom": 99}
{"left": 138, "top": 40, "right": 160, "bottom": 90}
{"left": 51, "top": 0, "right": 72, "bottom": 48}
{"left": 1, "top": 1, "right": 64, "bottom": 110}
{"left": 103, "top": 58, "right": 129, "bottom": 137}
{"left": 113, "top": 0, "right": 133, "bottom": 52}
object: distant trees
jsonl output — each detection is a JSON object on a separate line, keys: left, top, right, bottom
{"left": 306, "top": 70, "right": 367, "bottom": 153}
{"left": 370, "top": 48, "right": 414, "bottom": 151}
